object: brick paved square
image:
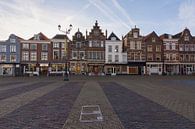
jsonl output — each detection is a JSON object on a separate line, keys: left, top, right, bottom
{"left": 0, "top": 76, "right": 195, "bottom": 129}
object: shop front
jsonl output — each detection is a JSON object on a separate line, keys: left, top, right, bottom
{"left": 88, "top": 63, "right": 104, "bottom": 76}
{"left": 128, "top": 62, "right": 146, "bottom": 75}
{"left": 0, "top": 64, "right": 14, "bottom": 76}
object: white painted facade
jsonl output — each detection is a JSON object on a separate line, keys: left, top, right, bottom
{"left": 105, "top": 38, "right": 127, "bottom": 64}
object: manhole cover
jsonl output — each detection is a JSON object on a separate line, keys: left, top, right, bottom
{"left": 79, "top": 105, "right": 103, "bottom": 122}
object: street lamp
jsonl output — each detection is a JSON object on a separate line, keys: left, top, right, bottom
{"left": 58, "top": 24, "right": 73, "bottom": 81}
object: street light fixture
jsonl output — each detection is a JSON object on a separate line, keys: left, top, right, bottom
{"left": 58, "top": 24, "right": 73, "bottom": 81}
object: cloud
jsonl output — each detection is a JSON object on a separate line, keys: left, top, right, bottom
{"left": 0, "top": 0, "right": 92, "bottom": 39}
{"left": 87, "top": 0, "right": 132, "bottom": 29}
{"left": 111, "top": 0, "right": 135, "bottom": 26}
{"left": 178, "top": 0, "right": 195, "bottom": 28}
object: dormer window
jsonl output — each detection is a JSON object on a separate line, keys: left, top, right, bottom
{"left": 94, "top": 30, "right": 99, "bottom": 36}
{"left": 34, "top": 34, "right": 40, "bottom": 40}
{"left": 152, "top": 37, "right": 156, "bottom": 42}
{"left": 10, "top": 38, "right": 16, "bottom": 43}
{"left": 133, "top": 32, "right": 138, "bottom": 38}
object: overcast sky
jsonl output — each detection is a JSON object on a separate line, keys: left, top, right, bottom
{"left": 0, "top": 0, "right": 195, "bottom": 40}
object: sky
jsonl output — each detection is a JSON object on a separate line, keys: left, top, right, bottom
{"left": 0, "top": 0, "right": 195, "bottom": 40}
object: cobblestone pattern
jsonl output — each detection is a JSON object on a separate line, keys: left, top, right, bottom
{"left": 0, "top": 82, "right": 83, "bottom": 129}
{"left": 0, "top": 82, "right": 53, "bottom": 100}
{"left": 0, "top": 82, "right": 23, "bottom": 87}
{"left": 101, "top": 82, "right": 195, "bottom": 129}
{"left": 0, "top": 82, "right": 62, "bottom": 118}
{"left": 118, "top": 78, "right": 195, "bottom": 122}
{"left": 63, "top": 81, "right": 124, "bottom": 129}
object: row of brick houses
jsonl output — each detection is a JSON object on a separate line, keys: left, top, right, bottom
{"left": 1, "top": 21, "right": 195, "bottom": 76}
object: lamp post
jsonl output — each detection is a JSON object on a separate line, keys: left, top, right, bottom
{"left": 58, "top": 24, "right": 73, "bottom": 81}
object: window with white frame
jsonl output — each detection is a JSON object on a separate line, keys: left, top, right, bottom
{"left": 30, "top": 52, "right": 37, "bottom": 61}
{"left": 147, "top": 54, "right": 153, "bottom": 61}
{"left": 0, "top": 45, "right": 6, "bottom": 52}
{"left": 41, "top": 52, "right": 48, "bottom": 61}
{"left": 137, "top": 41, "right": 141, "bottom": 50}
{"left": 115, "top": 55, "right": 119, "bottom": 62}
{"left": 115, "top": 45, "right": 119, "bottom": 52}
{"left": 171, "top": 43, "right": 176, "bottom": 50}
{"left": 53, "top": 50, "right": 59, "bottom": 60}
{"left": 22, "top": 51, "right": 29, "bottom": 61}
{"left": 22, "top": 43, "right": 29, "bottom": 49}
{"left": 156, "top": 45, "right": 161, "bottom": 52}
{"left": 108, "top": 45, "right": 112, "bottom": 52}
{"left": 10, "top": 45, "right": 16, "bottom": 52}
{"left": 101, "top": 41, "right": 104, "bottom": 47}
{"left": 72, "top": 51, "right": 77, "bottom": 59}
{"left": 130, "top": 41, "right": 135, "bottom": 49}
{"left": 10, "top": 54, "right": 16, "bottom": 62}
{"left": 165, "top": 43, "right": 170, "bottom": 50}
{"left": 42, "top": 44, "right": 48, "bottom": 51}
{"left": 79, "top": 51, "right": 85, "bottom": 59}
{"left": 108, "top": 55, "right": 112, "bottom": 62}
{"left": 179, "top": 45, "right": 184, "bottom": 51}
{"left": 152, "top": 37, "right": 156, "bottom": 42}
{"left": 133, "top": 32, "right": 138, "bottom": 38}
{"left": 147, "top": 45, "right": 152, "bottom": 52}
{"left": 0, "top": 54, "right": 6, "bottom": 62}
{"left": 53, "top": 42, "right": 60, "bottom": 48}
{"left": 156, "top": 54, "right": 161, "bottom": 61}
{"left": 30, "top": 44, "right": 37, "bottom": 50}
{"left": 10, "top": 38, "right": 16, "bottom": 43}
{"left": 61, "top": 42, "right": 65, "bottom": 48}
{"left": 89, "top": 41, "right": 92, "bottom": 47}
{"left": 76, "top": 42, "right": 81, "bottom": 48}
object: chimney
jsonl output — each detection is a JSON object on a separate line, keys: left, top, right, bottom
{"left": 105, "top": 30, "right": 108, "bottom": 39}
{"left": 86, "top": 29, "right": 88, "bottom": 38}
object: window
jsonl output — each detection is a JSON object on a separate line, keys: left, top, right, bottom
{"left": 89, "top": 41, "right": 92, "bottom": 47}
{"left": 180, "top": 55, "right": 184, "bottom": 61}
{"left": 53, "top": 42, "right": 59, "bottom": 48}
{"left": 130, "top": 41, "right": 135, "bottom": 49}
{"left": 10, "top": 45, "right": 16, "bottom": 52}
{"left": 108, "top": 55, "right": 112, "bottom": 62}
{"left": 152, "top": 37, "right": 156, "bottom": 42}
{"left": 122, "top": 55, "right": 127, "bottom": 63}
{"left": 101, "top": 41, "right": 104, "bottom": 47}
{"left": 61, "top": 50, "right": 65, "bottom": 59}
{"left": 147, "top": 45, "right": 152, "bottom": 52}
{"left": 79, "top": 51, "right": 85, "bottom": 59}
{"left": 156, "top": 45, "right": 161, "bottom": 52}
{"left": 53, "top": 50, "right": 59, "bottom": 60}
{"left": 10, "top": 54, "right": 16, "bottom": 62}
{"left": 137, "top": 41, "right": 141, "bottom": 50}
{"left": 156, "top": 54, "right": 161, "bottom": 61}
{"left": 111, "top": 37, "right": 116, "bottom": 41}
{"left": 22, "top": 51, "right": 29, "bottom": 61}
{"left": 61, "top": 42, "right": 65, "bottom": 48}
{"left": 108, "top": 45, "right": 112, "bottom": 52}
{"left": 22, "top": 43, "right": 29, "bottom": 49}
{"left": 72, "top": 51, "right": 77, "bottom": 59}
{"left": 42, "top": 44, "right": 48, "bottom": 51}
{"left": 179, "top": 45, "right": 184, "bottom": 51}
{"left": 34, "top": 34, "right": 40, "bottom": 40}
{"left": 172, "top": 43, "right": 176, "bottom": 50}
{"left": 115, "top": 45, "right": 119, "bottom": 52}
{"left": 76, "top": 42, "right": 81, "bottom": 48}
{"left": 0, "top": 45, "right": 6, "bottom": 52}
{"left": 0, "top": 54, "right": 6, "bottom": 62}
{"left": 185, "top": 45, "right": 189, "bottom": 51}
{"left": 115, "top": 55, "right": 119, "bottom": 62}
{"left": 30, "top": 52, "right": 37, "bottom": 61}
{"left": 10, "top": 38, "right": 16, "bottom": 43}
{"left": 41, "top": 52, "right": 48, "bottom": 61}
{"left": 165, "top": 43, "right": 170, "bottom": 50}
{"left": 133, "top": 32, "right": 138, "bottom": 38}
{"left": 30, "top": 44, "right": 37, "bottom": 50}
{"left": 147, "top": 54, "right": 153, "bottom": 61}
